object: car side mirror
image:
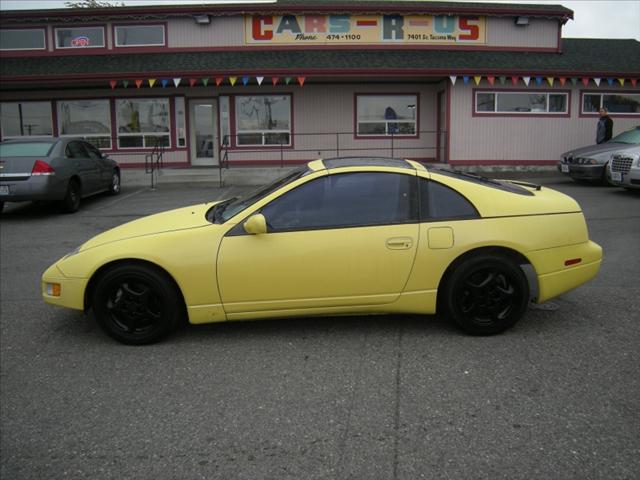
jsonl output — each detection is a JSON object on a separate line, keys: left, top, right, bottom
{"left": 243, "top": 214, "right": 267, "bottom": 235}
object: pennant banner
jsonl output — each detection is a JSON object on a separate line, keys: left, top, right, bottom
{"left": 123, "top": 80, "right": 129, "bottom": 88}
{"left": 272, "top": 77, "right": 280, "bottom": 86}
{"left": 202, "top": 77, "right": 210, "bottom": 87}
{"left": 109, "top": 80, "right": 117, "bottom": 90}
{"left": 242, "top": 76, "right": 250, "bottom": 86}
{"left": 581, "top": 77, "right": 589, "bottom": 87}
{"left": 487, "top": 76, "right": 495, "bottom": 86}
{"left": 594, "top": 78, "right": 601, "bottom": 87}
{"left": 148, "top": 78, "right": 156, "bottom": 88}
{"left": 449, "top": 75, "right": 457, "bottom": 85}
{"left": 523, "top": 76, "right": 531, "bottom": 86}
{"left": 229, "top": 76, "right": 238, "bottom": 86}
{"left": 473, "top": 76, "right": 481, "bottom": 85}
{"left": 215, "top": 77, "right": 224, "bottom": 86}
{"left": 463, "top": 76, "right": 470, "bottom": 85}
{"left": 546, "top": 77, "right": 554, "bottom": 87}
{"left": 511, "top": 76, "right": 519, "bottom": 85}
{"left": 297, "top": 76, "right": 306, "bottom": 86}
{"left": 173, "top": 78, "right": 181, "bottom": 87}
{"left": 256, "top": 76, "right": 264, "bottom": 85}
{"left": 559, "top": 77, "right": 567, "bottom": 86}
{"left": 161, "top": 79, "right": 169, "bottom": 88}
{"left": 135, "top": 79, "right": 143, "bottom": 89}
{"left": 499, "top": 76, "right": 507, "bottom": 85}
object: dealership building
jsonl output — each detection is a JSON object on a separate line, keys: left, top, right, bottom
{"left": 0, "top": 0, "right": 639, "bottom": 170}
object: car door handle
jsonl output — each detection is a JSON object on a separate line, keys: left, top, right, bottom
{"left": 386, "top": 237, "right": 413, "bottom": 250}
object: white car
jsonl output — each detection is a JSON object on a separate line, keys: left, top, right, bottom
{"left": 607, "top": 145, "right": 640, "bottom": 190}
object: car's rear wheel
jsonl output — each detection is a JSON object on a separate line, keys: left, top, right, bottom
{"left": 92, "top": 264, "right": 181, "bottom": 345}
{"left": 442, "top": 253, "right": 529, "bottom": 335}
{"left": 108, "top": 170, "right": 121, "bottom": 195}
{"left": 61, "top": 179, "right": 81, "bottom": 213}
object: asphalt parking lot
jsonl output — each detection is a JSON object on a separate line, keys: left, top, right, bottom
{"left": 1, "top": 174, "right": 639, "bottom": 480}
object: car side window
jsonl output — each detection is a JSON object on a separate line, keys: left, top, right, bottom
{"left": 84, "top": 143, "right": 102, "bottom": 160}
{"left": 261, "top": 172, "right": 418, "bottom": 232}
{"left": 65, "top": 141, "right": 89, "bottom": 159}
{"left": 420, "top": 179, "right": 479, "bottom": 220}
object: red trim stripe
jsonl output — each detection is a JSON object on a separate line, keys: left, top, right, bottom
{"left": 356, "top": 20, "right": 378, "bottom": 27}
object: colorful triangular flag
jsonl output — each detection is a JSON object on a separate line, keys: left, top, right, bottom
{"left": 607, "top": 77, "right": 615, "bottom": 86}
{"left": 109, "top": 80, "right": 117, "bottom": 90}
{"left": 570, "top": 77, "right": 578, "bottom": 86}
{"left": 535, "top": 76, "right": 543, "bottom": 86}
{"left": 594, "top": 78, "right": 601, "bottom": 86}
{"left": 487, "top": 76, "right": 495, "bottom": 86}
{"left": 473, "top": 76, "right": 481, "bottom": 85}
{"left": 559, "top": 77, "right": 567, "bottom": 86}
{"left": 256, "top": 76, "right": 264, "bottom": 85}
{"left": 499, "top": 76, "right": 507, "bottom": 85}
{"left": 285, "top": 77, "right": 292, "bottom": 85}
{"left": 523, "top": 76, "right": 531, "bottom": 86}
{"left": 297, "top": 76, "right": 306, "bottom": 86}
{"left": 581, "top": 77, "right": 589, "bottom": 87}
{"left": 463, "top": 76, "right": 470, "bottom": 84}
{"left": 215, "top": 77, "right": 224, "bottom": 86}
{"left": 161, "top": 79, "right": 169, "bottom": 88}
{"left": 189, "top": 78, "right": 197, "bottom": 87}
{"left": 122, "top": 80, "right": 129, "bottom": 88}
{"left": 511, "top": 76, "right": 519, "bottom": 85}
{"left": 546, "top": 77, "right": 554, "bottom": 86}
{"left": 202, "top": 77, "right": 210, "bottom": 87}
{"left": 242, "top": 76, "right": 250, "bottom": 86}
{"left": 148, "top": 78, "right": 156, "bottom": 88}
{"left": 229, "top": 77, "right": 238, "bottom": 86}
{"left": 449, "top": 75, "right": 457, "bottom": 85}
{"left": 617, "top": 78, "right": 625, "bottom": 86}
{"left": 272, "top": 77, "right": 280, "bottom": 86}
{"left": 173, "top": 78, "right": 181, "bottom": 87}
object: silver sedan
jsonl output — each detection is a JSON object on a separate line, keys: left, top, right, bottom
{"left": 0, "top": 137, "right": 120, "bottom": 213}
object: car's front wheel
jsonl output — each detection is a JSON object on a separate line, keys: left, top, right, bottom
{"left": 92, "top": 264, "right": 181, "bottom": 345}
{"left": 442, "top": 253, "right": 529, "bottom": 335}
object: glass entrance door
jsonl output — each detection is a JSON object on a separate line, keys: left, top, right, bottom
{"left": 190, "top": 100, "right": 218, "bottom": 166}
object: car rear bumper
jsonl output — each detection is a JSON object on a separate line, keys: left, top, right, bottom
{"left": 530, "top": 240, "right": 603, "bottom": 304}
{"left": 0, "top": 175, "right": 67, "bottom": 202}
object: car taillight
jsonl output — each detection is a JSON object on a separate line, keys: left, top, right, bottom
{"left": 31, "top": 160, "right": 55, "bottom": 176}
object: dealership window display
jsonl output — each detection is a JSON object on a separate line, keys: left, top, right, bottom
{"left": 116, "top": 98, "right": 170, "bottom": 148}
{"left": 0, "top": 28, "right": 46, "bottom": 50}
{"left": 114, "top": 24, "right": 165, "bottom": 47}
{"left": 582, "top": 93, "right": 640, "bottom": 115}
{"left": 476, "top": 91, "right": 568, "bottom": 114}
{"left": 234, "top": 95, "right": 291, "bottom": 146}
{"left": 57, "top": 100, "right": 112, "bottom": 149}
{"left": 356, "top": 95, "right": 418, "bottom": 136}
{"left": 0, "top": 102, "right": 53, "bottom": 138}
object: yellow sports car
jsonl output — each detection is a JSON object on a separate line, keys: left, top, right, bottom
{"left": 42, "top": 158, "right": 602, "bottom": 344}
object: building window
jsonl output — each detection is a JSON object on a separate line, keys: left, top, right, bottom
{"left": 356, "top": 95, "right": 418, "bottom": 136}
{"left": 219, "top": 96, "right": 231, "bottom": 146}
{"left": 116, "top": 98, "right": 170, "bottom": 149}
{"left": 0, "top": 102, "right": 53, "bottom": 139}
{"left": 476, "top": 91, "right": 568, "bottom": 114}
{"left": 582, "top": 93, "right": 640, "bottom": 115}
{"left": 174, "top": 97, "right": 186, "bottom": 148}
{"left": 57, "top": 100, "right": 112, "bottom": 149}
{"left": 234, "top": 95, "right": 291, "bottom": 146}
{"left": 114, "top": 24, "right": 165, "bottom": 47}
{"left": 0, "top": 28, "right": 46, "bottom": 51}
{"left": 55, "top": 26, "right": 105, "bottom": 49}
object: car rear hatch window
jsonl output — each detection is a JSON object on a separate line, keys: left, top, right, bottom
{"left": 430, "top": 168, "right": 537, "bottom": 196}
{"left": 0, "top": 142, "right": 55, "bottom": 157}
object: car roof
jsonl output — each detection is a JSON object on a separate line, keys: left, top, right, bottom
{"left": 320, "top": 157, "right": 417, "bottom": 170}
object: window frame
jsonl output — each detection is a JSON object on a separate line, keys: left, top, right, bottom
{"left": 258, "top": 171, "right": 420, "bottom": 233}
{"left": 57, "top": 99, "right": 113, "bottom": 150}
{"left": 579, "top": 90, "right": 640, "bottom": 117}
{"left": 115, "top": 97, "right": 172, "bottom": 150}
{"left": 473, "top": 89, "right": 571, "bottom": 118}
{"left": 354, "top": 93, "right": 420, "bottom": 139}
{"left": 113, "top": 23, "right": 166, "bottom": 48}
{"left": 231, "top": 94, "right": 293, "bottom": 149}
{"left": 0, "top": 27, "right": 47, "bottom": 51}
{"left": 54, "top": 25, "right": 106, "bottom": 50}
{"left": 0, "top": 101, "right": 54, "bottom": 140}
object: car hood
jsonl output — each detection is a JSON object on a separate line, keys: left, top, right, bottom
{"left": 562, "top": 142, "right": 633, "bottom": 161}
{"left": 79, "top": 202, "right": 218, "bottom": 251}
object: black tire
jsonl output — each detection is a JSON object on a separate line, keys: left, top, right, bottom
{"left": 61, "top": 179, "right": 81, "bottom": 213}
{"left": 442, "top": 253, "right": 529, "bottom": 335}
{"left": 108, "top": 170, "right": 121, "bottom": 196}
{"left": 92, "top": 264, "right": 181, "bottom": 345}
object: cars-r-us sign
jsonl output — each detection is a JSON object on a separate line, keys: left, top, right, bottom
{"left": 245, "top": 15, "right": 486, "bottom": 45}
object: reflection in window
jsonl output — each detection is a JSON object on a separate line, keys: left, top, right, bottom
{"left": 0, "top": 29, "right": 46, "bottom": 50}
{"left": 583, "top": 93, "right": 640, "bottom": 115}
{"left": 116, "top": 98, "right": 170, "bottom": 148}
{"left": 0, "top": 102, "right": 53, "bottom": 138}
{"left": 115, "top": 25, "right": 165, "bottom": 47}
{"left": 235, "top": 95, "right": 291, "bottom": 146}
{"left": 475, "top": 91, "right": 568, "bottom": 114}
{"left": 356, "top": 95, "right": 417, "bottom": 136}
{"left": 175, "top": 97, "right": 186, "bottom": 147}
{"left": 262, "top": 172, "right": 417, "bottom": 231}
{"left": 55, "top": 27, "right": 105, "bottom": 48}
{"left": 58, "top": 100, "right": 111, "bottom": 149}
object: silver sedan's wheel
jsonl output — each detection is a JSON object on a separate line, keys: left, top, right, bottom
{"left": 61, "top": 180, "right": 81, "bottom": 213}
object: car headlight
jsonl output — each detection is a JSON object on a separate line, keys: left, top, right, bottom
{"left": 578, "top": 158, "right": 598, "bottom": 165}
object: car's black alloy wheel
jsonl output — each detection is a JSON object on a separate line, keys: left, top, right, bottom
{"left": 92, "top": 264, "right": 181, "bottom": 345}
{"left": 444, "top": 253, "right": 529, "bottom": 335}
{"left": 62, "top": 179, "right": 81, "bottom": 213}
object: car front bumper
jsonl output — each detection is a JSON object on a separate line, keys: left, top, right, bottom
{"left": 610, "top": 167, "right": 640, "bottom": 189}
{"left": 557, "top": 162, "right": 605, "bottom": 181}
{"left": 41, "top": 263, "right": 88, "bottom": 311}
{"left": 0, "top": 175, "right": 67, "bottom": 202}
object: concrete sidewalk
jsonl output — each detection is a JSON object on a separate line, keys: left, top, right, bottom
{"left": 123, "top": 164, "right": 561, "bottom": 187}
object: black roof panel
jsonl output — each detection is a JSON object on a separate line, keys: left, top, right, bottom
{"left": 322, "top": 157, "right": 414, "bottom": 170}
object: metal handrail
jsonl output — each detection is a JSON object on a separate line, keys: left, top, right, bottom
{"left": 219, "top": 129, "right": 448, "bottom": 169}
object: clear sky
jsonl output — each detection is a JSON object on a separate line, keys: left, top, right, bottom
{"left": 1, "top": 0, "right": 639, "bottom": 40}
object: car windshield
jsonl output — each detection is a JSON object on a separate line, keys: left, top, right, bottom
{"left": 609, "top": 128, "right": 640, "bottom": 145}
{"left": 0, "top": 142, "right": 55, "bottom": 157}
{"left": 207, "top": 166, "right": 310, "bottom": 223}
